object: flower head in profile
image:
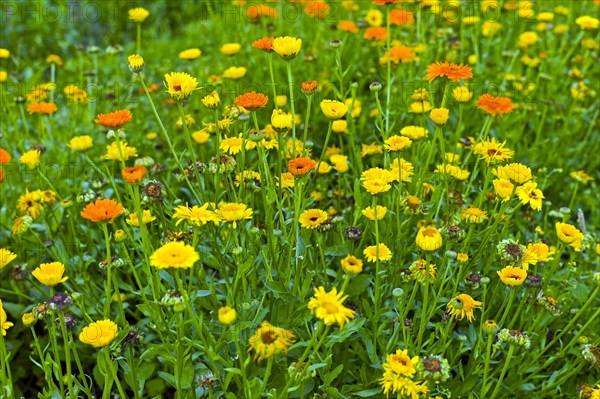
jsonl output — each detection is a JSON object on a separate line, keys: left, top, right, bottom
{"left": 101, "top": 141, "right": 138, "bottom": 161}
{"left": 384, "top": 135, "right": 412, "bottom": 152}
{"left": 173, "top": 203, "right": 221, "bottom": 226}
{"left": 126, "top": 210, "right": 156, "bottom": 227}
{"left": 320, "top": 100, "right": 349, "bottom": 120}
{"left": 363, "top": 243, "right": 392, "bottom": 262}
{"left": 447, "top": 293, "right": 482, "bottom": 322}
{"left": 497, "top": 266, "right": 527, "bottom": 286}
{"left": 94, "top": 110, "right": 132, "bottom": 129}
{"left": 453, "top": 86, "right": 473, "bottom": 102}
{"left": 128, "top": 7, "right": 149, "bottom": 22}
{"left": 476, "top": 94, "right": 515, "bottom": 117}
{"left": 20, "top": 149, "right": 41, "bottom": 169}
{"left": 0, "top": 248, "right": 17, "bottom": 270}
{"left": 127, "top": 54, "right": 144, "bottom": 73}
{"left": 288, "top": 157, "right": 317, "bottom": 177}
{"left": 1, "top": 300, "right": 14, "bottom": 336}
{"left": 248, "top": 321, "right": 296, "bottom": 362}
{"left": 201, "top": 90, "right": 221, "bottom": 109}
{"left": 121, "top": 166, "right": 147, "bottom": 184}
{"left": 252, "top": 37, "right": 274, "bottom": 52}
{"left": 272, "top": 36, "right": 302, "bottom": 60}
{"left": 27, "top": 101, "right": 58, "bottom": 115}
{"left": 164, "top": 72, "right": 199, "bottom": 101}
{"left": 68, "top": 135, "right": 93, "bottom": 152}
{"left": 340, "top": 255, "right": 363, "bottom": 274}
{"left": 80, "top": 199, "right": 123, "bottom": 223}
{"left": 459, "top": 207, "right": 489, "bottom": 223}
{"left": 150, "top": 241, "right": 200, "bottom": 269}
{"left": 215, "top": 202, "right": 253, "bottom": 228}
{"left": 299, "top": 209, "right": 329, "bottom": 229}
{"left": 218, "top": 306, "right": 237, "bottom": 325}
{"left": 271, "top": 109, "right": 294, "bottom": 131}
{"left": 555, "top": 222, "right": 584, "bottom": 251}
{"left": 308, "top": 286, "right": 356, "bottom": 328}
{"left": 79, "top": 319, "right": 118, "bottom": 347}
{"left": 425, "top": 61, "right": 473, "bottom": 82}
{"left": 575, "top": 16, "right": 599, "bottom": 30}
{"left": 234, "top": 91, "right": 268, "bottom": 111}
{"left": 179, "top": 48, "right": 202, "bottom": 60}
{"left": 493, "top": 179, "right": 515, "bottom": 201}
{"left": 32, "top": 261, "right": 68, "bottom": 286}
{"left": 416, "top": 226, "right": 443, "bottom": 251}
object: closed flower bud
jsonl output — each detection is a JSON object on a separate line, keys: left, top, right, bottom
{"left": 218, "top": 306, "right": 237, "bottom": 325}
{"left": 429, "top": 107, "right": 450, "bottom": 125}
{"left": 369, "top": 82, "right": 382, "bottom": 92}
{"left": 344, "top": 226, "right": 363, "bottom": 241}
{"left": 128, "top": 54, "right": 144, "bottom": 73}
{"left": 392, "top": 288, "right": 404, "bottom": 298}
{"left": 483, "top": 319, "right": 499, "bottom": 334}
{"left": 114, "top": 229, "right": 127, "bottom": 242}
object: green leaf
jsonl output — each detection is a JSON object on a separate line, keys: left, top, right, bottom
{"left": 157, "top": 371, "right": 176, "bottom": 387}
{"left": 354, "top": 388, "right": 382, "bottom": 397}
{"left": 326, "top": 318, "right": 365, "bottom": 347}
{"left": 323, "top": 364, "right": 344, "bottom": 386}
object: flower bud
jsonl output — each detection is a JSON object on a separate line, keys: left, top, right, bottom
{"left": 369, "top": 82, "right": 382, "bottom": 92}
{"left": 329, "top": 39, "right": 342, "bottom": 48}
{"left": 392, "top": 288, "right": 404, "bottom": 298}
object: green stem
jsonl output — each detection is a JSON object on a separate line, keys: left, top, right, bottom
{"left": 489, "top": 344, "right": 515, "bottom": 399}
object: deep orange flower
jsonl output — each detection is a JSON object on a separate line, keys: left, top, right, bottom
{"left": 338, "top": 20, "right": 359, "bottom": 33}
{"left": 121, "top": 165, "right": 147, "bottom": 183}
{"left": 476, "top": 94, "right": 515, "bottom": 117}
{"left": 390, "top": 9, "right": 414, "bottom": 25}
{"left": 384, "top": 46, "right": 416, "bottom": 63}
{"left": 81, "top": 199, "right": 123, "bottom": 222}
{"left": 373, "top": 0, "right": 403, "bottom": 4}
{"left": 305, "top": 1, "right": 329, "bottom": 19}
{"left": 288, "top": 157, "right": 317, "bottom": 177}
{"left": 425, "top": 62, "right": 473, "bottom": 82}
{"left": 94, "top": 110, "right": 133, "bottom": 129}
{"left": 246, "top": 4, "right": 278, "bottom": 21}
{"left": 364, "top": 27, "right": 388, "bottom": 40}
{"left": 0, "top": 170, "right": 5, "bottom": 182}
{"left": 252, "top": 37, "right": 274, "bottom": 52}
{"left": 0, "top": 148, "right": 10, "bottom": 164}
{"left": 302, "top": 80, "right": 318, "bottom": 94}
{"left": 27, "top": 101, "right": 58, "bottom": 114}
{"left": 234, "top": 92, "right": 269, "bottom": 111}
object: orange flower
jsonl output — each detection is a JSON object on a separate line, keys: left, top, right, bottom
{"left": 305, "top": 1, "right": 329, "bottom": 19}
{"left": 373, "top": 0, "right": 403, "bottom": 4}
{"left": 476, "top": 94, "right": 515, "bottom": 117}
{"left": 94, "top": 110, "right": 133, "bottom": 129}
{"left": 302, "top": 80, "right": 318, "bottom": 94}
{"left": 121, "top": 166, "right": 147, "bottom": 183}
{"left": 246, "top": 4, "right": 278, "bottom": 21}
{"left": 425, "top": 62, "right": 473, "bottom": 82}
{"left": 338, "top": 20, "right": 359, "bottom": 33}
{"left": 27, "top": 101, "right": 58, "bottom": 114}
{"left": 0, "top": 148, "right": 10, "bottom": 164}
{"left": 252, "top": 37, "right": 274, "bottom": 52}
{"left": 390, "top": 9, "right": 414, "bottom": 25}
{"left": 81, "top": 199, "right": 123, "bottom": 223}
{"left": 0, "top": 170, "right": 5, "bottom": 182}
{"left": 382, "top": 45, "right": 416, "bottom": 64}
{"left": 363, "top": 27, "right": 388, "bottom": 40}
{"left": 234, "top": 91, "right": 269, "bottom": 111}
{"left": 288, "top": 157, "right": 317, "bottom": 177}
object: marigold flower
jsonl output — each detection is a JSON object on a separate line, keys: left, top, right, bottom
{"left": 302, "top": 80, "right": 318, "bottom": 94}
{"left": 127, "top": 54, "right": 144, "bottom": 72}
{"left": 288, "top": 157, "right": 317, "bottom": 176}
{"left": 473, "top": 138, "right": 513, "bottom": 163}
{"left": 81, "top": 199, "right": 123, "bottom": 222}
{"left": 340, "top": 255, "right": 363, "bottom": 274}
{"left": 362, "top": 205, "right": 387, "bottom": 221}
{"left": 215, "top": 202, "right": 253, "bottom": 228}
{"left": 94, "top": 110, "right": 132, "bottom": 129}
{"left": 79, "top": 319, "right": 118, "bottom": 348}
{"left": 101, "top": 141, "right": 138, "bottom": 161}
{"left": 221, "top": 43, "right": 241, "bottom": 55}
{"left": 497, "top": 266, "right": 527, "bottom": 286}
{"left": 380, "top": 45, "right": 417, "bottom": 64}
{"left": 27, "top": 101, "right": 58, "bottom": 114}
{"left": 435, "top": 164, "right": 470, "bottom": 180}
{"left": 179, "top": 48, "right": 202, "bottom": 60}
{"left": 576, "top": 16, "right": 599, "bottom": 30}
{"left": 363, "top": 26, "right": 387, "bottom": 40}
{"left": 128, "top": 7, "right": 149, "bottom": 22}
{"left": 272, "top": 36, "right": 302, "bottom": 60}
{"left": 308, "top": 286, "right": 356, "bottom": 327}
{"left": 68, "top": 135, "right": 93, "bottom": 151}
{"left": 363, "top": 243, "right": 392, "bottom": 262}
{"left": 459, "top": 206, "right": 489, "bottom": 223}
{"left": 248, "top": 321, "right": 295, "bottom": 362}
{"left": 555, "top": 222, "right": 584, "bottom": 251}
{"left": 425, "top": 61, "right": 473, "bottom": 82}
{"left": 126, "top": 210, "right": 156, "bottom": 226}
{"left": 150, "top": 241, "right": 200, "bottom": 269}
{"left": 390, "top": 9, "right": 414, "bottom": 25}
{"left": 234, "top": 91, "right": 268, "bottom": 111}
{"left": 32, "top": 261, "right": 68, "bottom": 286}
{"left": 516, "top": 182, "right": 544, "bottom": 211}
{"left": 476, "top": 94, "right": 515, "bottom": 117}
{"left": 252, "top": 37, "right": 274, "bottom": 52}
{"left": 338, "top": 20, "right": 359, "bottom": 33}
{"left": 22, "top": 312, "right": 36, "bottom": 327}
{"left": 389, "top": 158, "right": 414, "bottom": 183}
{"left": 201, "top": 90, "right": 220, "bottom": 109}
{"left": 570, "top": 170, "right": 594, "bottom": 184}
{"left": 299, "top": 209, "right": 329, "bottom": 229}
{"left": 164, "top": 72, "right": 199, "bottom": 101}
{"left": 0, "top": 248, "right": 17, "bottom": 270}
{"left": 1, "top": 300, "right": 14, "bottom": 336}
{"left": 173, "top": 203, "right": 221, "bottom": 226}
{"left": 218, "top": 306, "right": 237, "bottom": 325}
{"left": 416, "top": 226, "right": 443, "bottom": 251}
{"left": 400, "top": 125, "right": 428, "bottom": 140}
{"left": 121, "top": 165, "right": 146, "bottom": 183}
{"left": 320, "top": 100, "right": 349, "bottom": 120}
{"left": 493, "top": 163, "right": 532, "bottom": 184}
{"left": 20, "top": 149, "right": 41, "bottom": 169}
{"left": 429, "top": 108, "right": 450, "bottom": 125}
{"left": 453, "top": 86, "right": 473, "bottom": 102}
{"left": 447, "top": 294, "right": 482, "bottom": 321}
{"left": 0, "top": 148, "right": 10, "bottom": 164}
{"left": 0, "top": 48, "right": 9, "bottom": 59}
{"left": 384, "top": 136, "right": 412, "bottom": 152}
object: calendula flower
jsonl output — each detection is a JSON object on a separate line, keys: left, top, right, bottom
{"left": 363, "top": 26, "right": 387, "bottom": 40}
{"left": 400, "top": 125, "right": 428, "bottom": 140}
{"left": 0, "top": 249, "right": 17, "bottom": 270}
{"left": 80, "top": 199, "right": 123, "bottom": 222}
{"left": 363, "top": 243, "right": 392, "bottom": 262}
{"left": 20, "top": 149, "right": 41, "bottom": 169}
{"left": 429, "top": 108, "right": 450, "bottom": 125}
{"left": 362, "top": 178, "right": 391, "bottom": 195}
{"left": 383, "top": 349, "right": 419, "bottom": 377}
{"left": 497, "top": 265, "right": 527, "bottom": 286}
{"left": 494, "top": 163, "right": 532, "bottom": 184}
{"left": 32, "top": 261, "right": 68, "bottom": 286}
{"left": 384, "top": 136, "right": 412, "bottom": 152}
{"left": 425, "top": 61, "right": 473, "bottom": 82}
{"left": 476, "top": 94, "right": 515, "bottom": 117}
{"left": 380, "top": 349, "right": 428, "bottom": 397}
{"left": 453, "top": 86, "right": 473, "bottom": 102}
{"left": 523, "top": 243, "right": 550, "bottom": 268}
{"left": 518, "top": 31, "right": 539, "bottom": 48}
{"left": 473, "top": 138, "right": 514, "bottom": 163}
{"left": 0, "top": 148, "right": 10, "bottom": 164}
{"left": 79, "top": 319, "right": 118, "bottom": 347}
{"left": 416, "top": 226, "right": 443, "bottom": 251}
{"left": 288, "top": 157, "right": 317, "bottom": 176}
{"left": 271, "top": 109, "right": 293, "bottom": 131}
{"left": 201, "top": 90, "right": 221, "bottom": 109}
{"left": 493, "top": 179, "right": 515, "bottom": 201}
{"left": 459, "top": 207, "right": 489, "bottom": 223}
{"left": 222, "top": 66, "right": 247, "bottom": 79}
{"left": 27, "top": 101, "right": 57, "bottom": 114}
{"left": 220, "top": 134, "right": 256, "bottom": 155}
{"left": 215, "top": 202, "right": 253, "bottom": 228}
{"left": 409, "top": 259, "right": 437, "bottom": 283}
{"left": 252, "top": 37, "right": 274, "bottom": 52}
{"left": 128, "top": 7, "right": 149, "bottom": 22}
{"left": 248, "top": 321, "right": 296, "bottom": 362}
{"left": 234, "top": 91, "right": 268, "bottom": 111}
{"left": 576, "top": 16, "right": 599, "bottom": 30}
{"left": 94, "top": 110, "right": 132, "bottom": 129}
{"left": 150, "top": 241, "right": 200, "bottom": 269}
{"left": 22, "top": 312, "right": 36, "bottom": 327}
{"left": 272, "top": 36, "right": 302, "bottom": 60}
{"left": 555, "top": 222, "right": 584, "bottom": 251}
{"left": 299, "top": 209, "right": 329, "bottom": 229}
{"left": 126, "top": 210, "right": 156, "bottom": 226}
{"left": 127, "top": 54, "right": 144, "bottom": 72}
{"left": 302, "top": 80, "right": 318, "bottom": 94}
{"left": 101, "top": 141, "right": 138, "bottom": 161}
{"left": 221, "top": 43, "right": 241, "bottom": 55}
{"left": 164, "top": 72, "right": 199, "bottom": 101}
{"left": 179, "top": 48, "right": 202, "bottom": 60}
{"left": 570, "top": 170, "right": 594, "bottom": 184}
{"left": 68, "top": 135, "right": 93, "bottom": 151}
{"left": 173, "top": 203, "right": 221, "bottom": 226}
{"left": 435, "top": 164, "right": 470, "bottom": 180}
{"left": 308, "top": 286, "right": 356, "bottom": 328}
{"left": 447, "top": 294, "right": 482, "bottom": 322}
{"left": 515, "top": 182, "right": 544, "bottom": 211}
{"left": 320, "top": 100, "right": 349, "bottom": 120}
{"left": 121, "top": 165, "right": 147, "bottom": 183}
{"left": 362, "top": 205, "right": 387, "bottom": 221}
{"left": 340, "top": 255, "right": 363, "bottom": 274}
{"left": 218, "top": 306, "right": 237, "bottom": 325}
{"left": 1, "top": 300, "right": 14, "bottom": 336}
{"left": 361, "top": 143, "right": 383, "bottom": 157}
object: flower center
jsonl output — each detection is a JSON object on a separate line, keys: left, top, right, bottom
{"left": 322, "top": 302, "right": 339, "bottom": 314}
{"left": 173, "top": 85, "right": 182, "bottom": 92}
{"left": 261, "top": 330, "right": 277, "bottom": 344}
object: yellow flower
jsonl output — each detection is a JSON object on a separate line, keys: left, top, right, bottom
{"left": 101, "top": 141, "right": 138, "bottom": 161}
{"left": 340, "top": 255, "right": 363, "bottom": 274}
{"left": 273, "top": 36, "right": 302, "bottom": 60}
{"left": 128, "top": 7, "right": 149, "bottom": 22}
{"left": 308, "top": 286, "right": 356, "bottom": 328}
{"left": 473, "top": 138, "right": 514, "bottom": 163}
{"left": 1, "top": 300, "right": 14, "bottom": 336}
{"left": 222, "top": 66, "right": 247, "bottom": 79}
{"left": 215, "top": 202, "right": 253, "bottom": 228}
{"left": 220, "top": 43, "right": 241, "bottom": 55}
{"left": 0, "top": 249, "right": 17, "bottom": 270}
{"left": 408, "top": 101, "right": 432, "bottom": 113}
{"left": 68, "top": 135, "right": 93, "bottom": 151}
{"left": 447, "top": 294, "right": 482, "bottom": 322}
{"left": 362, "top": 205, "right": 387, "bottom": 221}
{"left": 400, "top": 125, "right": 428, "bottom": 140}
{"left": 515, "top": 182, "right": 544, "bottom": 211}
{"left": 127, "top": 54, "right": 144, "bottom": 73}
{"left": 365, "top": 9, "right": 383, "bottom": 26}
{"left": 518, "top": 31, "right": 539, "bottom": 48}
{"left": 299, "top": 209, "right": 329, "bottom": 229}
{"left": 278, "top": 172, "right": 295, "bottom": 189}
{"left": 570, "top": 170, "right": 594, "bottom": 184}
{"left": 457, "top": 253, "right": 469, "bottom": 263}
{"left": 555, "top": 222, "right": 584, "bottom": 251}
{"left": 20, "top": 149, "right": 41, "bottom": 169}
{"left": 416, "top": 226, "right": 443, "bottom": 251}
{"left": 22, "top": 312, "right": 36, "bottom": 327}
{"left": 0, "top": 71, "right": 6, "bottom": 83}
{"left": 576, "top": 16, "right": 599, "bottom": 30}
{"left": 179, "top": 48, "right": 202, "bottom": 60}
{"left": 493, "top": 178, "right": 514, "bottom": 201}
{"left": 79, "top": 319, "right": 118, "bottom": 347}
{"left": 164, "top": 72, "right": 199, "bottom": 101}
{"left": 330, "top": 154, "right": 349, "bottom": 173}
{"left": 435, "top": 164, "right": 470, "bottom": 181}
{"left": 192, "top": 130, "right": 210, "bottom": 144}
{"left": 220, "top": 134, "right": 256, "bottom": 155}
{"left": 362, "top": 178, "right": 391, "bottom": 195}
{"left": 271, "top": 109, "right": 293, "bottom": 131}
{"left": 32, "top": 261, "right": 68, "bottom": 286}
{"left": 248, "top": 321, "right": 296, "bottom": 362}
{"left": 459, "top": 207, "right": 488, "bottom": 223}
{"left": 201, "top": 90, "right": 221, "bottom": 109}
{"left": 363, "top": 243, "right": 392, "bottom": 262}
{"left": 126, "top": 210, "right": 156, "bottom": 226}
{"left": 0, "top": 48, "right": 10, "bottom": 58}
{"left": 218, "top": 306, "right": 237, "bottom": 325}
{"left": 497, "top": 266, "right": 527, "bottom": 286}
{"left": 173, "top": 203, "right": 221, "bottom": 226}
{"left": 332, "top": 120, "right": 347, "bottom": 134}
{"left": 320, "top": 100, "right": 349, "bottom": 120}
{"left": 150, "top": 241, "right": 200, "bottom": 269}
{"left": 382, "top": 349, "right": 419, "bottom": 377}
{"left": 384, "top": 135, "right": 412, "bottom": 152}
{"left": 429, "top": 108, "right": 450, "bottom": 125}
